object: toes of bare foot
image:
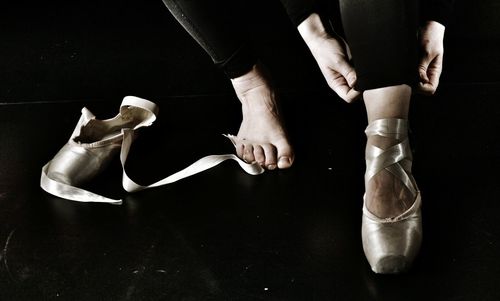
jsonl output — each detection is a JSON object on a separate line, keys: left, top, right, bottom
{"left": 252, "top": 144, "right": 266, "bottom": 166}
{"left": 259, "top": 143, "right": 277, "bottom": 170}
{"left": 276, "top": 141, "right": 294, "bottom": 169}
{"left": 278, "top": 156, "right": 293, "bottom": 169}
{"left": 231, "top": 137, "right": 292, "bottom": 170}
{"left": 242, "top": 143, "right": 256, "bottom": 164}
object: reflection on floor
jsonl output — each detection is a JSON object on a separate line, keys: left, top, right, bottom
{"left": 0, "top": 84, "right": 499, "bottom": 300}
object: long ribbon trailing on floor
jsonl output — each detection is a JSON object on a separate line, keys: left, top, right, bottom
{"left": 40, "top": 97, "right": 264, "bottom": 205}
{"left": 120, "top": 130, "right": 263, "bottom": 193}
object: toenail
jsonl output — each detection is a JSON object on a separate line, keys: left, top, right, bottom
{"left": 278, "top": 156, "right": 291, "bottom": 167}
{"left": 267, "top": 164, "right": 277, "bottom": 170}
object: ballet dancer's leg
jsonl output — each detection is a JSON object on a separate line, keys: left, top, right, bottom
{"left": 363, "top": 85, "right": 414, "bottom": 218}
{"left": 162, "top": 0, "right": 293, "bottom": 169}
{"left": 339, "top": 0, "right": 422, "bottom": 273}
{"left": 339, "top": 0, "right": 419, "bottom": 217}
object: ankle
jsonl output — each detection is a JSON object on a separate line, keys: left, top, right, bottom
{"left": 364, "top": 118, "right": 417, "bottom": 217}
{"left": 231, "top": 64, "right": 270, "bottom": 93}
{"left": 364, "top": 85, "right": 411, "bottom": 124}
{"left": 231, "top": 65, "right": 278, "bottom": 113}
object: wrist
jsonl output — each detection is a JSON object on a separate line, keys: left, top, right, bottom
{"left": 298, "top": 13, "right": 329, "bottom": 46}
{"left": 420, "top": 20, "right": 445, "bottom": 41}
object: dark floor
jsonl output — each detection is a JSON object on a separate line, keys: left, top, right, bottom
{"left": 1, "top": 85, "right": 500, "bottom": 300}
{"left": 2, "top": 0, "right": 500, "bottom": 300}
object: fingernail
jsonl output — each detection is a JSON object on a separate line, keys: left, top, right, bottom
{"left": 267, "top": 164, "right": 277, "bottom": 170}
{"left": 348, "top": 75, "right": 356, "bottom": 87}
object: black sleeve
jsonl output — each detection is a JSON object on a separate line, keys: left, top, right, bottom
{"left": 279, "top": 0, "right": 319, "bottom": 27}
{"left": 420, "top": 0, "right": 456, "bottom": 27}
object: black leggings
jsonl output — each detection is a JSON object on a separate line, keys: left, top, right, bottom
{"left": 161, "top": 0, "right": 418, "bottom": 91}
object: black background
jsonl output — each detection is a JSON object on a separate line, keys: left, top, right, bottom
{"left": 0, "top": 0, "right": 499, "bottom": 102}
{"left": 1, "top": 1, "right": 500, "bottom": 300}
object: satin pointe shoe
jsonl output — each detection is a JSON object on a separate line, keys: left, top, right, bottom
{"left": 362, "top": 118, "right": 422, "bottom": 274}
{"left": 41, "top": 96, "right": 264, "bottom": 205}
{"left": 41, "top": 96, "right": 159, "bottom": 204}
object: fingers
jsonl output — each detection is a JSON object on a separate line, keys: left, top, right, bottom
{"left": 336, "top": 57, "right": 357, "bottom": 88}
{"left": 321, "top": 54, "right": 361, "bottom": 103}
{"left": 344, "top": 88, "right": 362, "bottom": 103}
{"left": 418, "top": 56, "right": 431, "bottom": 84}
{"left": 417, "top": 56, "right": 433, "bottom": 95}
{"left": 418, "top": 82, "right": 436, "bottom": 95}
{"left": 324, "top": 68, "right": 361, "bottom": 103}
{"left": 418, "top": 22, "right": 445, "bottom": 96}
{"left": 428, "top": 54, "right": 443, "bottom": 85}
{"left": 333, "top": 83, "right": 361, "bottom": 103}
{"left": 305, "top": 32, "right": 361, "bottom": 102}
{"left": 417, "top": 53, "right": 443, "bottom": 95}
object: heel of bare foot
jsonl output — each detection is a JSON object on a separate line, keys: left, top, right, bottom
{"left": 229, "top": 63, "right": 294, "bottom": 170}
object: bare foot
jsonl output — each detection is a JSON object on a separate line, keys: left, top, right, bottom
{"left": 230, "top": 64, "right": 294, "bottom": 170}
{"left": 365, "top": 135, "right": 416, "bottom": 218}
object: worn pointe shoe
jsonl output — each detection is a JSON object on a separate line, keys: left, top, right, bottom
{"left": 41, "top": 96, "right": 264, "bottom": 205}
{"left": 362, "top": 118, "right": 422, "bottom": 274}
{"left": 41, "top": 96, "right": 159, "bottom": 204}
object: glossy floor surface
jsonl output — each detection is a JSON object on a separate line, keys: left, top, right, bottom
{"left": 2, "top": 0, "right": 500, "bottom": 300}
{"left": 1, "top": 84, "right": 500, "bottom": 300}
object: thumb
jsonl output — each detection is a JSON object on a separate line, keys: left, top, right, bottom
{"left": 336, "top": 58, "right": 357, "bottom": 88}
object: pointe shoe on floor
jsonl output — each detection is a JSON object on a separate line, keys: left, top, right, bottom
{"left": 41, "top": 96, "right": 264, "bottom": 205}
{"left": 41, "top": 96, "right": 159, "bottom": 204}
{"left": 362, "top": 118, "right": 422, "bottom": 274}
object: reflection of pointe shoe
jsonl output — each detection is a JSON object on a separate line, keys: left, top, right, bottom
{"left": 362, "top": 118, "right": 422, "bottom": 274}
{"left": 41, "top": 96, "right": 158, "bottom": 204}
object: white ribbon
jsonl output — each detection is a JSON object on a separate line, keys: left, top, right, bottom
{"left": 40, "top": 97, "right": 264, "bottom": 205}
{"left": 40, "top": 132, "right": 264, "bottom": 205}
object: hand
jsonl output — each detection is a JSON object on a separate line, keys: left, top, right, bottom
{"left": 298, "top": 14, "right": 361, "bottom": 103}
{"left": 418, "top": 21, "right": 446, "bottom": 95}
